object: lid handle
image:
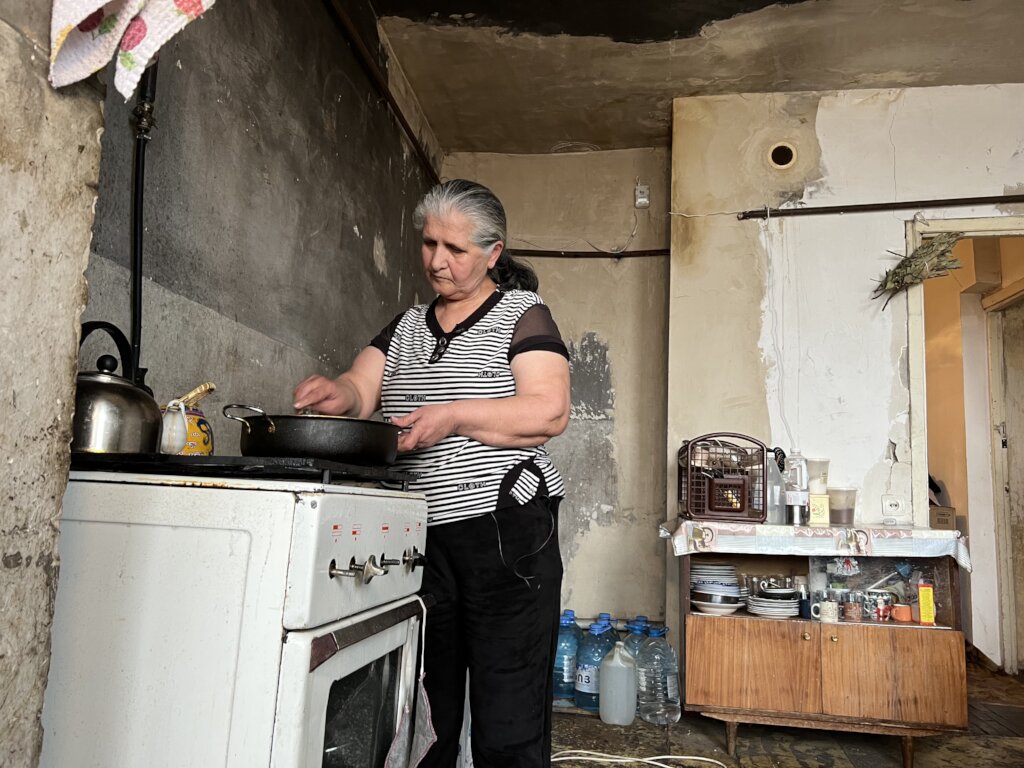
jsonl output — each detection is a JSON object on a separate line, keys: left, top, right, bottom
{"left": 80, "top": 321, "right": 136, "bottom": 381}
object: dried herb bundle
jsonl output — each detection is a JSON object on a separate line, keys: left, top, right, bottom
{"left": 872, "top": 231, "right": 963, "bottom": 310}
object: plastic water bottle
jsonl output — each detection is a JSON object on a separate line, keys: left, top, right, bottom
{"left": 574, "top": 622, "right": 617, "bottom": 711}
{"left": 636, "top": 627, "right": 681, "bottom": 725}
{"left": 553, "top": 614, "right": 579, "bottom": 701}
{"left": 562, "top": 609, "right": 585, "bottom": 643}
{"left": 622, "top": 621, "right": 648, "bottom": 660}
{"left": 599, "top": 642, "right": 637, "bottom": 726}
{"left": 598, "top": 612, "right": 619, "bottom": 639}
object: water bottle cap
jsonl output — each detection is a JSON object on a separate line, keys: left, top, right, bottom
{"left": 562, "top": 609, "right": 576, "bottom": 618}
{"left": 560, "top": 615, "right": 577, "bottom": 627}
{"left": 598, "top": 612, "right": 612, "bottom": 621}
{"left": 589, "top": 622, "right": 612, "bottom": 635}
{"left": 625, "top": 622, "right": 645, "bottom": 634}
{"left": 647, "top": 626, "right": 668, "bottom": 637}
{"left": 635, "top": 615, "right": 649, "bottom": 624}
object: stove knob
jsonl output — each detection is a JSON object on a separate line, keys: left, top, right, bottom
{"left": 403, "top": 547, "right": 427, "bottom": 572}
{"left": 359, "top": 554, "right": 387, "bottom": 584}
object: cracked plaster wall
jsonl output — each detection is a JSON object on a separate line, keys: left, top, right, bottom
{"left": 0, "top": 4, "right": 102, "bottom": 764}
{"left": 84, "top": 0, "right": 433, "bottom": 441}
{"left": 444, "top": 149, "right": 670, "bottom": 620}
{"left": 668, "top": 84, "right": 1024, "bottom": 647}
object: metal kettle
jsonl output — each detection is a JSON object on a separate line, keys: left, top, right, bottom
{"left": 72, "top": 321, "right": 162, "bottom": 453}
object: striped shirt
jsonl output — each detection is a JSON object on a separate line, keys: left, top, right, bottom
{"left": 372, "top": 289, "right": 568, "bottom": 525}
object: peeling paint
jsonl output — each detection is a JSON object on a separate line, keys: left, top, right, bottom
{"left": 373, "top": 233, "right": 388, "bottom": 276}
{"left": 567, "top": 333, "right": 614, "bottom": 421}
{"left": 380, "top": 0, "right": 1024, "bottom": 153}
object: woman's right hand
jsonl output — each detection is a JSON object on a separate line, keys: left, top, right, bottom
{"left": 293, "top": 375, "right": 354, "bottom": 415}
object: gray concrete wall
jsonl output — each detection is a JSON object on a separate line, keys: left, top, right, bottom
{"left": 84, "top": 0, "right": 434, "bottom": 437}
{"left": 0, "top": 3, "right": 103, "bottom": 764}
{"left": 443, "top": 150, "right": 671, "bottom": 622}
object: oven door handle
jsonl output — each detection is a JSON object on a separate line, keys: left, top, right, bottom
{"left": 308, "top": 594, "right": 434, "bottom": 673}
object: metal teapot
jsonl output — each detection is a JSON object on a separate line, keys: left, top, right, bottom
{"left": 72, "top": 321, "right": 162, "bottom": 453}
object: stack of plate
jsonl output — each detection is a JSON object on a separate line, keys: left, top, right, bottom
{"left": 690, "top": 564, "right": 747, "bottom": 616}
{"left": 746, "top": 595, "right": 799, "bottom": 618}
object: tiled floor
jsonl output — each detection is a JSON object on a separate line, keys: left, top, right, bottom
{"left": 552, "top": 663, "right": 1024, "bottom": 767}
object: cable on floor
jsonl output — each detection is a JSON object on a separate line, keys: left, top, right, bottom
{"left": 551, "top": 748, "right": 728, "bottom": 768}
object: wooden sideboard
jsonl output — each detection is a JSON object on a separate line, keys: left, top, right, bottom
{"left": 672, "top": 522, "right": 971, "bottom": 768}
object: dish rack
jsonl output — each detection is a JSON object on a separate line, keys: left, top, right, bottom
{"left": 677, "top": 432, "right": 768, "bottom": 523}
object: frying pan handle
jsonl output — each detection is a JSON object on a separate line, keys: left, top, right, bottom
{"left": 222, "top": 404, "right": 276, "bottom": 434}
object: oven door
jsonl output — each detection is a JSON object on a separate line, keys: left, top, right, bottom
{"left": 271, "top": 595, "right": 423, "bottom": 768}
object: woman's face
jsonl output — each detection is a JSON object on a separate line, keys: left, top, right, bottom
{"left": 421, "top": 211, "right": 501, "bottom": 301}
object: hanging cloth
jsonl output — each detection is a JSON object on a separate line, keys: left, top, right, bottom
{"left": 385, "top": 596, "right": 437, "bottom": 767}
{"left": 49, "top": 0, "right": 216, "bottom": 100}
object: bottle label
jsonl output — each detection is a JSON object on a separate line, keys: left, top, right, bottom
{"left": 562, "top": 656, "right": 576, "bottom": 683}
{"left": 666, "top": 674, "right": 679, "bottom": 699}
{"left": 575, "top": 664, "right": 599, "bottom": 694}
{"left": 785, "top": 490, "right": 809, "bottom": 506}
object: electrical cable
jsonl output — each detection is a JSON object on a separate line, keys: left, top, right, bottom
{"left": 512, "top": 212, "right": 641, "bottom": 255}
{"left": 551, "top": 748, "right": 728, "bottom": 767}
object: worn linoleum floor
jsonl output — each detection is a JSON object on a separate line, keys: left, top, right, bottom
{"left": 552, "top": 663, "right": 1024, "bottom": 767}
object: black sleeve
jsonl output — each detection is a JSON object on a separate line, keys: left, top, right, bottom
{"left": 369, "top": 311, "right": 406, "bottom": 355}
{"left": 508, "top": 304, "right": 570, "bottom": 362}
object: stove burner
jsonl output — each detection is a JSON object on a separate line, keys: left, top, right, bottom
{"left": 70, "top": 453, "right": 417, "bottom": 491}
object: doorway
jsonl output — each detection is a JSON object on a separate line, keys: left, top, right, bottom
{"left": 914, "top": 221, "right": 1024, "bottom": 673}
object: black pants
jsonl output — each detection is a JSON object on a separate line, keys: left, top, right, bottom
{"left": 418, "top": 497, "right": 563, "bottom": 768}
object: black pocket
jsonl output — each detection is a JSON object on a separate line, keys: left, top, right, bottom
{"left": 490, "top": 497, "right": 562, "bottom": 584}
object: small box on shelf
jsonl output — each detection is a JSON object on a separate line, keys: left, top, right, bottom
{"left": 930, "top": 506, "right": 956, "bottom": 530}
{"left": 808, "top": 494, "right": 830, "bottom": 526}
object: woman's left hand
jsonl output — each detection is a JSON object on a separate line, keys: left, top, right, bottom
{"left": 391, "top": 405, "right": 456, "bottom": 452}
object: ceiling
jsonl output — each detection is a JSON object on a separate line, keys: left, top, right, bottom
{"left": 373, "top": 0, "right": 1024, "bottom": 154}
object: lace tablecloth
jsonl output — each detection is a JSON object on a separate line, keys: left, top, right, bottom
{"left": 663, "top": 519, "right": 972, "bottom": 572}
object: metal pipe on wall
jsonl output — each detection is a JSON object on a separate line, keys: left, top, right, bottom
{"left": 737, "top": 193, "right": 1024, "bottom": 221}
{"left": 130, "top": 61, "right": 159, "bottom": 391}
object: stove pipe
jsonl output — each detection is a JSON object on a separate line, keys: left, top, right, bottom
{"left": 129, "top": 61, "right": 158, "bottom": 391}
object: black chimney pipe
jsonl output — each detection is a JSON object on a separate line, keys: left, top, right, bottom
{"left": 130, "top": 61, "right": 158, "bottom": 391}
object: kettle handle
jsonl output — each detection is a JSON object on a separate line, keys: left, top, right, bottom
{"left": 80, "top": 321, "right": 136, "bottom": 382}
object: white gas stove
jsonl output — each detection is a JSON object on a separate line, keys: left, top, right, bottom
{"left": 40, "top": 458, "right": 428, "bottom": 768}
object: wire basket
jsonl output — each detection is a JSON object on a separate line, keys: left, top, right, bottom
{"left": 677, "top": 432, "right": 768, "bottom": 522}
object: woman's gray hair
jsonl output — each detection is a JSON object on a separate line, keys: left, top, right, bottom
{"left": 414, "top": 179, "right": 538, "bottom": 292}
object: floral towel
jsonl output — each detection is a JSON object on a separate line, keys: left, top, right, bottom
{"left": 50, "top": 0, "right": 215, "bottom": 100}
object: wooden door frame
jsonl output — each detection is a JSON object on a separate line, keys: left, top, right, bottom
{"left": 908, "top": 216, "right": 1024, "bottom": 673}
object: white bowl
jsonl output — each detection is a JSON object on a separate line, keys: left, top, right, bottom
{"left": 691, "top": 600, "right": 743, "bottom": 616}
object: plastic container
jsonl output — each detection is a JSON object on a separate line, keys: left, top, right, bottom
{"left": 784, "top": 450, "right": 809, "bottom": 526}
{"left": 806, "top": 458, "right": 830, "bottom": 495}
{"left": 553, "top": 614, "right": 580, "bottom": 701}
{"left": 599, "top": 642, "right": 638, "bottom": 726}
{"left": 574, "top": 623, "right": 617, "bottom": 712}
{"left": 827, "top": 486, "right": 857, "bottom": 526}
{"left": 636, "top": 627, "right": 681, "bottom": 725}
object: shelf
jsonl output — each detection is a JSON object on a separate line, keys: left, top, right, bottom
{"left": 666, "top": 519, "right": 972, "bottom": 571}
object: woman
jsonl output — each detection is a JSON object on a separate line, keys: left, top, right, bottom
{"left": 293, "top": 179, "right": 571, "bottom": 768}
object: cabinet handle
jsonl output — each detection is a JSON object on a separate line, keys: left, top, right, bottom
{"left": 830, "top": 635, "right": 839, "bottom": 643}
{"left": 802, "top": 632, "right": 811, "bottom": 641}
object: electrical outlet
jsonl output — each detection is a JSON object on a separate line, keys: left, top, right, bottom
{"left": 881, "top": 494, "right": 906, "bottom": 517}
{"left": 634, "top": 182, "right": 650, "bottom": 209}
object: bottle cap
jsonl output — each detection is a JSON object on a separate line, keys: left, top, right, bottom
{"left": 647, "top": 626, "right": 668, "bottom": 637}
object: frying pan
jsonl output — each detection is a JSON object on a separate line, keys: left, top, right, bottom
{"left": 223, "top": 404, "right": 399, "bottom": 466}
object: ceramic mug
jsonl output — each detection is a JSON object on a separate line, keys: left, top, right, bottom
{"left": 842, "top": 601, "right": 863, "bottom": 622}
{"left": 891, "top": 603, "right": 913, "bottom": 623}
{"left": 811, "top": 600, "right": 840, "bottom": 623}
